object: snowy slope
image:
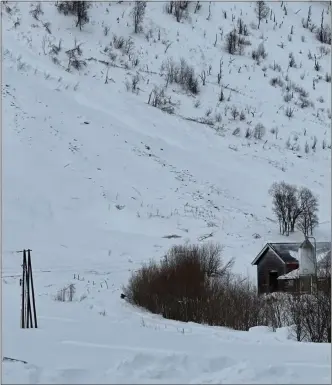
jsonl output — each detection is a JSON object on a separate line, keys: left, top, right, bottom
{"left": 2, "top": 1, "right": 331, "bottom": 383}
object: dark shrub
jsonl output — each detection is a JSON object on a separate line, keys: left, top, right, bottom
{"left": 124, "top": 243, "right": 265, "bottom": 330}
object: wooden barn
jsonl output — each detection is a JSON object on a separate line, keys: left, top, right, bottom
{"left": 251, "top": 239, "right": 331, "bottom": 295}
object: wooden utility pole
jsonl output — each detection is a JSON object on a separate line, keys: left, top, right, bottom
{"left": 20, "top": 249, "right": 37, "bottom": 328}
{"left": 28, "top": 250, "right": 38, "bottom": 327}
{"left": 20, "top": 251, "right": 26, "bottom": 328}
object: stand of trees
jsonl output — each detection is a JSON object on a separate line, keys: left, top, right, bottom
{"left": 269, "top": 181, "right": 319, "bottom": 236}
{"left": 165, "top": 1, "right": 190, "bottom": 23}
{"left": 255, "top": 1, "right": 269, "bottom": 29}
{"left": 132, "top": 1, "right": 147, "bottom": 34}
{"left": 55, "top": 1, "right": 90, "bottom": 30}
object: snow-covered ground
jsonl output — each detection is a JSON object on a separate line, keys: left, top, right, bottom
{"left": 3, "top": 279, "right": 332, "bottom": 384}
{"left": 2, "top": 1, "right": 331, "bottom": 383}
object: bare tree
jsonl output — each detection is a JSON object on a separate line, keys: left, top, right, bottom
{"left": 166, "top": 1, "right": 190, "bottom": 22}
{"left": 284, "top": 184, "right": 301, "bottom": 234}
{"left": 174, "top": 1, "right": 184, "bottom": 22}
{"left": 253, "top": 123, "right": 265, "bottom": 139}
{"left": 252, "top": 42, "right": 268, "bottom": 62}
{"left": 269, "top": 182, "right": 288, "bottom": 235}
{"left": 148, "top": 86, "right": 176, "bottom": 114}
{"left": 312, "top": 135, "right": 318, "bottom": 150}
{"left": 265, "top": 283, "right": 331, "bottom": 343}
{"left": 255, "top": 1, "right": 269, "bottom": 29}
{"left": 165, "top": 1, "right": 174, "bottom": 15}
{"left": 270, "top": 182, "right": 320, "bottom": 236}
{"left": 65, "top": 39, "right": 86, "bottom": 71}
{"left": 217, "top": 59, "right": 223, "bottom": 84}
{"left": 269, "top": 181, "right": 299, "bottom": 235}
{"left": 219, "top": 87, "right": 224, "bottom": 102}
{"left": 230, "top": 105, "right": 239, "bottom": 120}
{"left": 303, "top": 6, "right": 311, "bottom": 29}
{"left": 55, "top": 286, "right": 67, "bottom": 302}
{"left": 285, "top": 106, "right": 294, "bottom": 118}
{"left": 30, "top": 2, "right": 44, "bottom": 20}
{"left": 199, "top": 70, "right": 206, "bottom": 85}
{"left": 56, "top": 1, "right": 76, "bottom": 15}
{"left": 56, "top": 1, "right": 90, "bottom": 30}
{"left": 286, "top": 294, "right": 307, "bottom": 341}
{"left": 304, "top": 142, "right": 310, "bottom": 153}
{"left": 68, "top": 283, "right": 76, "bottom": 301}
{"left": 194, "top": 1, "right": 201, "bottom": 13}
{"left": 206, "top": 1, "right": 211, "bottom": 21}
{"left": 316, "top": 9, "right": 331, "bottom": 45}
{"left": 161, "top": 57, "right": 199, "bottom": 94}
{"left": 132, "top": 1, "right": 147, "bottom": 34}
{"left": 237, "top": 18, "right": 248, "bottom": 35}
{"left": 296, "top": 187, "right": 319, "bottom": 236}
{"left": 225, "top": 29, "right": 238, "bottom": 55}
{"left": 126, "top": 73, "right": 140, "bottom": 94}
{"left": 75, "top": 1, "right": 89, "bottom": 30}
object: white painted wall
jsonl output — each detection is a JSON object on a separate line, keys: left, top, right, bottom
{"left": 299, "top": 244, "right": 316, "bottom": 275}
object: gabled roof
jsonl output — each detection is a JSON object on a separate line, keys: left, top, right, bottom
{"left": 251, "top": 243, "right": 287, "bottom": 265}
{"left": 251, "top": 241, "right": 331, "bottom": 266}
{"left": 299, "top": 238, "right": 314, "bottom": 249}
{"left": 269, "top": 243, "right": 302, "bottom": 263}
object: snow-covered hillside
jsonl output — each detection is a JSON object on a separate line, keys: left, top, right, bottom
{"left": 2, "top": 1, "right": 331, "bottom": 383}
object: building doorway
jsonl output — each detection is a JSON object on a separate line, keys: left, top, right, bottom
{"left": 269, "top": 271, "right": 279, "bottom": 292}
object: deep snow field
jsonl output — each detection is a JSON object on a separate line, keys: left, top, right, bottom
{"left": 2, "top": 1, "right": 331, "bottom": 383}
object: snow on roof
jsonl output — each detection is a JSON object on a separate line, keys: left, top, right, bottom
{"left": 278, "top": 268, "right": 300, "bottom": 280}
{"left": 289, "top": 250, "right": 299, "bottom": 261}
{"left": 278, "top": 252, "right": 331, "bottom": 280}
{"left": 277, "top": 248, "right": 330, "bottom": 280}
{"left": 317, "top": 249, "right": 331, "bottom": 265}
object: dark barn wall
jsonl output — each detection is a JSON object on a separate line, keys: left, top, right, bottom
{"left": 285, "top": 262, "right": 299, "bottom": 274}
{"left": 278, "top": 278, "right": 300, "bottom": 293}
{"left": 318, "top": 277, "right": 331, "bottom": 294}
{"left": 257, "top": 249, "right": 286, "bottom": 294}
{"left": 278, "top": 262, "right": 299, "bottom": 292}
{"left": 278, "top": 276, "right": 330, "bottom": 294}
